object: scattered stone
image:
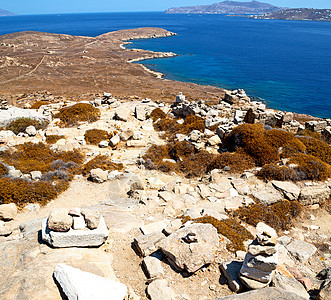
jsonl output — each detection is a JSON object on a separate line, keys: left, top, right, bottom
{"left": 99, "top": 140, "right": 109, "bottom": 148}
{"left": 109, "top": 134, "right": 120, "bottom": 147}
{"left": 90, "top": 168, "right": 108, "bottom": 183}
{"left": 47, "top": 208, "right": 73, "bottom": 232}
{"left": 126, "top": 140, "right": 147, "bottom": 147}
{"left": 134, "top": 232, "right": 166, "bottom": 257}
{"left": 72, "top": 215, "right": 86, "bottom": 230}
{"left": 299, "top": 186, "right": 330, "bottom": 205}
{"left": 286, "top": 239, "right": 317, "bottom": 262}
{"left": 158, "top": 191, "right": 174, "bottom": 202}
{"left": 42, "top": 216, "right": 108, "bottom": 247}
{"left": 158, "top": 223, "right": 219, "bottom": 273}
{"left": 81, "top": 208, "right": 101, "bottom": 229}
{"left": 25, "top": 125, "right": 37, "bottom": 136}
{"left": 143, "top": 256, "right": 164, "bottom": 279}
{"left": 163, "top": 219, "right": 183, "bottom": 236}
{"left": 135, "top": 106, "right": 146, "bottom": 121}
{"left": 220, "top": 260, "right": 244, "bottom": 292}
{"left": 114, "top": 107, "right": 131, "bottom": 121}
{"left": 120, "top": 128, "right": 134, "bottom": 141}
{"left": 256, "top": 222, "right": 278, "bottom": 246}
{"left": 140, "top": 220, "right": 169, "bottom": 235}
{"left": 53, "top": 264, "right": 127, "bottom": 300}
{"left": 0, "top": 203, "right": 17, "bottom": 221}
{"left": 30, "top": 170, "right": 42, "bottom": 180}
{"left": 23, "top": 203, "right": 40, "bottom": 212}
{"left": 208, "top": 135, "right": 221, "bottom": 146}
{"left": 8, "top": 169, "right": 23, "bottom": 179}
{"left": 0, "top": 226, "right": 12, "bottom": 236}
{"left": 272, "top": 273, "right": 310, "bottom": 299}
{"left": 147, "top": 279, "right": 178, "bottom": 300}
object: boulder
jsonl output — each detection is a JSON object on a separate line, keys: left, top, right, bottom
{"left": 81, "top": 208, "right": 101, "bottom": 229}
{"left": 143, "top": 256, "right": 164, "bottom": 279}
{"left": 98, "top": 140, "right": 109, "bottom": 148}
{"left": 114, "top": 107, "right": 131, "bottom": 121}
{"left": 30, "top": 171, "right": 42, "bottom": 180}
{"left": 147, "top": 279, "right": 178, "bottom": 300}
{"left": 25, "top": 125, "right": 37, "bottom": 136}
{"left": 256, "top": 222, "right": 278, "bottom": 246}
{"left": 252, "top": 186, "right": 283, "bottom": 205}
{"left": 215, "top": 287, "right": 307, "bottom": 300}
{"left": 42, "top": 216, "right": 108, "bottom": 247}
{"left": 318, "top": 280, "right": 331, "bottom": 300}
{"left": 271, "top": 181, "right": 301, "bottom": 201}
{"left": 120, "top": 128, "right": 134, "bottom": 141}
{"left": 208, "top": 135, "right": 221, "bottom": 146}
{"left": 285, "top": 239, "right": 317, "bottom": 262}
{"left": 47, "top": 208, "right": 73, "bottom": 232}
{"left": 109, "top": 134, "right": 120, "bottom": 147}
{"left": 134, "top": 232, "right": 166, "bottom": 257}
{"left": 272, "top": 273, "right": 309, "bottom": 300}
{"left": 53, "top": 264, "right": 127, "bottom": 300}
{"left": 140, "top": 220, "right": 169, "bottom": 235}
{"left": 299, "top": 186, "right": 330, "bottom": 205}
{"left": 8, "top": 169, "right": 22, "bottom": 179}
{"left": 158, "top": 223, "right": 219, "bottom": 273}
{"left": 90, "top": 168, "right": 108, "bottom": 183}
{"left": 0, "top": 203, "right": 17, "bottom": 221}
{"left": 220, "top": 260, "right": 244, "bottom": 293}
{"left": 135, "top": 106, "right": 146, "bottom": 121}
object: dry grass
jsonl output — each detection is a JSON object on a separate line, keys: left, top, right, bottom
{"left": 46, "top": 135, "right": 63, "bottom": 144}
{"left": 84, "top": 129, "right": 116, "bottom": 145}
{"left": 55, "top": 103, "right": 100, "bottom": 126}
{"left": 30, "top": 101, "right": 50, "bottom": 109}
{"left": 0, "top": 163, "right": 8, "bottom": 176}
{"left": 150, "top": 108, "right": 166, "bottom": 121}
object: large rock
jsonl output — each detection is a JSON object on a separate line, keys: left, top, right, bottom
{"left": 114, "top": 107, "right": 131, "bottom": 122}
{"left": 90, "top": 168, "right": 108, "bottom": 183}
{"left": 256, "top": 222, "right": 278, "bottom": 246}
{"left": 135, "top": 106, "right": 146, "bottom": 121}
{"left": 158, "top": 223, "right": 219, "bottom": 273}
{"left": 271, "top": 181, "right": 301, "bottom": 201}
{"left": 272, "top": 273, "right": 310, "bottom": 300}
{"left": 0, "top": 203, "right": 17, "bottom": 221}
{"left": 285, "top": 239, "right": 317, "bottom": 262}
{"left": 220, "top": 260, "right": 244, "bottom": 293}
{"left": 53, "top": 264, "right": 127, "bottom": 300}
{"left": 81, "top": 208, "right": 101, "bottom": 229}
{"left": 216, "top": 287, "right": 307, "bottom": 300}
{"left": 318, "top": 280, "right": 331, "bottom": 300}
{"left": 0, "top": 107, "right": 50, "bottom": 127}
{"left": 143, "top": 256, "right": 164, "bottom": 279}
{"left": 147, "top": 279, "right": 178, "bottom": 300}
{"left": 252, "top": 186, "right": 283, "bottom": 205}
{"left": 42, "top": 216, "right": 108, "bottom": 247}
{"left": 47, "top": 208, "right": 73, "bottom": 232}
{"left": 25, "top": 125, "right": 37, "bottom": 136}
{"left": 134, "top": 232, "right": 166, "bottom": 257}
{"left": 298, "top": 186, "right": 330, "bottom": 205}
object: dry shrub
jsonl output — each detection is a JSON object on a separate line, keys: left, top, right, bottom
{"left": 46, "top": 135, "right": 63, "bottom": 144}
{"left": 0, "top": 163, "right": 8, "bottom": 176}
{"left": 208, "top": 150, "right": 255, "bottom": 173}
{"left": 181, "top": 114, "right": 205, "bottom": 134}
{"left": 225, "top": 123, "right": 279, "bottom": 166}
{"left": 84, "top": 129, "right": 114, "bottom": 145}
{"left": 55, "top": 103, "right": 100, "bottom": 126}
{"left": 82, "top": 155, "right": 123, "bottom": 176}
{"left": 298, "top": 129, "right": 321, "bottom": 139}
{"left": 183, "top": 216, "right": 254, "bottom": 252}
{"left": 257, "top": 164, "right": 296, "bottom": 181}
{"left": 150, "top": 108, "right": 166, "bottom": 121}
{"left": 30, "top": 101, "right": 50, "bottom": 109}
{"left": 0, "top": 142, "right": 84, "bottom": 173}
{"left": 0, "top": 177, "right": 61, "bottom": 207}
{"left": 179, "top": 151, "right": 215, "bottom": 178}
{"left": 233, "top": 200, "right": 302, "bottom": 232}
{"left": 168, "top": 141, "right": 195, "bottom": 160}
{"left": 290, "top": 153, "right": 331, "bottom": 181}
{"left": 154, "top": 118, "right": 179, "bottom": 133}
{"left": 6, "top": 117, "right": 48, "bottom": 135}
{"left": 298, "top": 137, "right": 331, "bottom": 164}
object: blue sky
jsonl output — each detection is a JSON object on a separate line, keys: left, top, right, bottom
{"left": 1, "top": 0, "right": 330, "bottom": 15}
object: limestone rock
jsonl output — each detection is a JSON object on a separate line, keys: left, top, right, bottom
{"left": 318, "top": 280, "right": 331, "bottom": 300}
{"left": 42, "top": 216, "right": 108, "bottom": 247}
{"left": 272, "top": 273, "right": 310, "bottom": 300}
{"left": 135, "top": 106, "right": 146, "bottom": 121}
{"left": 143, "top": 256, "right": 164, "bottom": 279}
{"left": 120, "top": 128, "right": 134, "bottom": 141}
{"left": 158, "top": 223, "right": 219, "bottom": 273}
{"left": 134, "top": 232, "right": 166, "bottom": 257}
{"left": 252, "top": 186, "right": 283, "bottom": 205}
{"left": 0, "top": 107, "right": 50, "bottom": 127}
{"left": 286, "top": 239, "right": 317, "bottom": 262}
{"left": 299, "top": 186, "right": 330, "bottom": 205}
{"left": 216, "top": 287, "right": 307, "bottom": 300}
{"left": 0, "top": 203, "right": 17, "bottom": 221}
{"left": 147, "top": 279, "right": 178, "bottom": 300}
{"left": 81, "top": 208, "right": 101, "bottom": 229}
{"left": 208, "top": 135, "right": 221, "bottom": 146}
{"left": 0, "top": 226, "right": 12, "bottom": 236}
{"left": 25, "top": 125, "right": 37, "bottom": 136}
{"left": 114, "top": 107, "right": 131, "bottom": 121}
{"left": 53, "top": 264, "right": 127, "bottom": 300}
{"left": 220, "top": 260, "right": 244, "bottom": 293}
{"left": 47, "top": 208, "right": 73, "bottom": 232}
{"left": 8, "top": 169, "right": 22, "bottom": 179}
{"left": 30, "top": 170, "right": 42, "bottom": 180}
{"left": 140, "top": 220, "right": 169, "bottom": 235}
{"left": 98, "top": 140, "right": 109, "bottom": 148}
{"left": 90, "top": 168, "right": 108, "bottom": 183}
{"left": 109, "top": 134, "right": 120, "bottom": 147}
{"left": 163, "top": 219, "right": 183, "bottom": 236}
{"left": 256, "top": 222, "right": 278, "bottom": 246}
{"left": 271, "top": 181, "right": 301, "bottom": 201}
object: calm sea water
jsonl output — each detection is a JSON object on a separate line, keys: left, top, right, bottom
{"left": 0, "top": 12, "right": 330, "bottom": 118}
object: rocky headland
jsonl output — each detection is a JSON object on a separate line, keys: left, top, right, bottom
{"left": 0, "top": 27, "right": 331, "bottom": 300}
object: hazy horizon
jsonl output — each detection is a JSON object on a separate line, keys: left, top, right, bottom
{"left": 1, "top": 0, "right": 331, "bottom": 15}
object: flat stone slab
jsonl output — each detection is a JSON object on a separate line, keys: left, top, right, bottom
{"left": 286, "top": 239, "right": 317, "bottom": 262}
{"left": 53, "top": 263, "right": 127, "bottom": 300}
{"left": 42, "top": 216, "right": 108, "bottom": 248}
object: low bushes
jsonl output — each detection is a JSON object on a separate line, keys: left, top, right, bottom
{"left": 150, "top": 108, "right": 166, "bottom": 121}
{"left": 46, "top": 135, "right": 63, "bottom": 144}
{"left": 55, "top": 103, "right": 100, "bottom": 126}
{"left": 233, "top": 200, "right": 302, "bottom": 232}
{"left": 298, "top": 137, "right": 331, "bottom": 164}
{"left": 6, "top": 117, "right": 48, "bottom": 135}
{"left": 84, "top": 129, "right": 114, "bottom": 145}
{"left": 82, "top": 155, "right": 123, "bottom": 176}
{"left": 30, "top": 101, "right": 50, "bottom": 109}
{"left": 0, "top": 163, "right": 8, "bottom": 176}
{"left": 257, "top": 164, "right": 296, "bottom": 181}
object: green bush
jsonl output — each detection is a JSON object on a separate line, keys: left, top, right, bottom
{"left": 6, "top": 117, "right": 48, "bottom": 135}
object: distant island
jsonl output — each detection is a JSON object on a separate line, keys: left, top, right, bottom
{"left": 251, "top": 8, "right": 331, "bottom": 21}
{"left": 165, "top": 0, "right": 284, "bottom": 15}
{"left": 0, "top": 8, "right": 15, "bottom": 16}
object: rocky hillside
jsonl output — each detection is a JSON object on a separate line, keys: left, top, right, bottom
{"left": 165, "top": 1, "right": 283, "bottom": 15}
{"left": 251, "top": 8, "right": 331, "bottom": 21}
{"left": 0, "top": 8, "right": 15, "bottom": 16}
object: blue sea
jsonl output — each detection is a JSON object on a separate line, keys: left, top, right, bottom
{"left": 0, "top": 12, "right": 330, "bottom": 118}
